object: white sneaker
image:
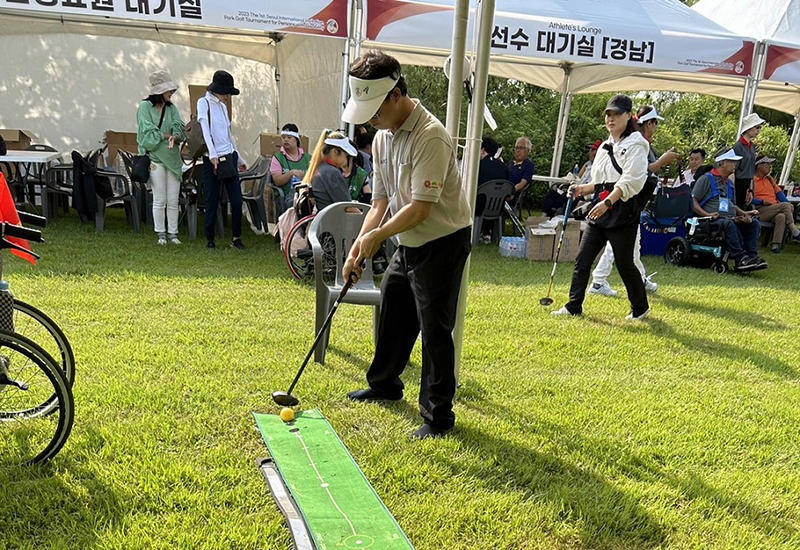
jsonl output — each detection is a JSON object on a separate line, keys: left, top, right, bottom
{"left": 157, "top": 236, "right": 167, "bottom": 245}
{"left": 588, "top": 282, "right": 618, "bottom": 297}
{"left": 552, "top": 306, "right": 580, "bottom": 316}
{"left": 169, "top": 237, "right": 182, "bottom": 245}
{"left": 644, "top": 277, "right": 658, "bottom": 293}
{"left": 539, "top": 218, "right": 560, "bottom": 228}
{"left": 626, "top": 309, "right": 650, "bottom": 321}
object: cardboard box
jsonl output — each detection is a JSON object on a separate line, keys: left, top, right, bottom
{"left": 0, "top": 129, "right": 37, "bottom": 150}
{"left": 189, "top": 85, "right": 232, "bottom": 120}
{"left": 105, "top": 130, "right": 138, "bottom": 165}
{"left": 526, "top": 227, "right": 555, "bottom": 261}
{"left": 260, "top": 132, "right": 310, "bottom": 158}
{"left": 555, "top": 221, "right": 581, "bottom": 262}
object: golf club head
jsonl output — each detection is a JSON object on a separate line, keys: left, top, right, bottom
{"left": 272, "top": 391, "right": 299, "bottom": 407}
{"left": 539, "top": 297, "right": 554, "bottom": 307}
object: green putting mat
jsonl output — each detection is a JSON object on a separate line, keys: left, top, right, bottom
{"left": 254, "top": 409, "right": 414, "bottom": 550}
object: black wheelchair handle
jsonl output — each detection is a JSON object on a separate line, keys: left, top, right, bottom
{"left": 17, "top": 212, "right": 47, "bottom": 228}
{"left": 2, "top": 223, "right": 44, "bottom": 243}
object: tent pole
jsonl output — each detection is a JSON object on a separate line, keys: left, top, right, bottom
{"left": 445, "top": 0, "right": 469, "bottom": 142}
{"left": 454, "top": 0, "right": 494, "bottom": 382}
{"left": 779, "top": 113, "right": 800, "bottom": 186}
{"left": 738, "top": 41, "right": 766, "bottom": 134}
{"left": 342, "top": 0, "right": 356, "bottom": 135}
{"left": 354, "top": 0, "right": 364, "bottom": 60}
{"left": 550, "top": 65, "right": 572, "bottom": 177}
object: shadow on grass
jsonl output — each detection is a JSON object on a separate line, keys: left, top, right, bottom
{"left": 656, "top": 294, "right": 788, "bottom": 332}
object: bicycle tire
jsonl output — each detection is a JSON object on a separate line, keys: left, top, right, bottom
{"left": 0, "top": 330, "right": 74, "bottom": 466}
{"left": 12, "top": 300, "right": 75, "bottom": 386}
{"left": 284, "top": 214, "right": 316, "bottom": 281}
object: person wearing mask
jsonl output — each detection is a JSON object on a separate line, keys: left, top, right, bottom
{"left": 270, "top": 123, "right": 311, "bottom": 212}
{"left": 751, "top": 156, "right": 800, "bottom": 253}
{"left": 733, "top": 113, "right": 765, "bottom": 208}
{"left": 136, "top": 70, "right": 186, "bottom": 245}
{"left": 588, "top": 105, "right": 677, "bottom": 297}
{"left": 302, "top": 129, "right": 358, "bottom": 212}
{"left": 553, "top": 94, "right": 650, "bottom": 320}
{"left": 340, "top": 50, "right": 472, "bottom": 440}
{"left": 198, "top": 70, "right": 247, "bottom": 250}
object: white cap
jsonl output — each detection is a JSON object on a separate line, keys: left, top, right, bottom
{"left": 324, "top": 137, "right": 357, "bottom": 157}
{"left": 637, "top": 107, "right": 664, "bottom": 123}
{"left": 714, "top": 148, "right": 743, "bottom": 162}
{"left": 342, "top": 75, "right": 399, "bottom": 124}
{"left": 741, "top": 113, "right": 766, "bottom": 133}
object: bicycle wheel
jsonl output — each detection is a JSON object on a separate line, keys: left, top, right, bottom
{"left": 284, "top": 214, "right": 316, "bottom": 281}
{"left": 12, "top": 300, "right": 75, "bottom": 386}
{"left": 0, "top": 330, "right": 74, "bottom": 466}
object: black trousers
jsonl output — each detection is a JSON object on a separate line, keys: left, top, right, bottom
{"left": 202, "top": 151, "right": 243, "bottom": 242}
{"left": 735, "top": 177, "right": 752, "bottom": 209}
{"left": 366, "top": 226, "right": 471, "bottom": 430}
{"left": 566, "top": 222, "right": 649, "bottom": 316}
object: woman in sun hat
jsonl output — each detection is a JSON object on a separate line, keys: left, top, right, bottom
{"left": 136, "top": 70, "right": 186, "bottom": 245}
{"left": 733, "top": 112, "right": 766, "bottom": 209}
{"left": 197, "top": 70, "right": 247, "bottom": 250}
{"left": 302, "top": 129, "right": 358, "bottom": 212}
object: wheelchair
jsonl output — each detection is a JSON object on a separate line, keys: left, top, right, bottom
{"left": 664, "top": 216, "right": 731, "bottom": 274}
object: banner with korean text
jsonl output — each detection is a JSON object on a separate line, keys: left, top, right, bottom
{"left": 366, "top": 0, "right": 754, "bottom": 77}
{"left": 0, "top": 0, "right": 348, "bottom": 38}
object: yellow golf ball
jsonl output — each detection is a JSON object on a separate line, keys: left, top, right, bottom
{"left": 280, "top": 408, "right": 295, "bottom": 422}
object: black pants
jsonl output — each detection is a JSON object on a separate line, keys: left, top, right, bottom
{"left": 202, "top": 151, "right": 243, "bottom": 242}
{"left": 735, "top": 177, "right": 752, "bottom": 209}
{"left": 566, "top": 222, "right": 648, "bottom": 316}
{"left": 366, "top": 226, "right": 471, "bottom": 430}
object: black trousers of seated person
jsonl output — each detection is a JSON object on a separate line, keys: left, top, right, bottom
{"left": 565, "top": 222, "right": 649, "bottom": 317}
{"left": 366, "top": 226, "right": 471, "bottom": 430}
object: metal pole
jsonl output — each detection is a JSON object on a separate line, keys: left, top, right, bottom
{"left": 549, "top": 65, "right": 572, "bottom": 177}
{"left": 341, "top": 0, "right": 356, "bottom": 134}
{"left": 779, "top": 113, "right": 800, "bottom": 185}
{"left": 738, "top": 41, "right": 766, "bottom": 134}
{"left": 453, "top": 0, "right": 494, "bottom": 381}
{"left": 445, "top": 0, "right": 470, "bottom": 143}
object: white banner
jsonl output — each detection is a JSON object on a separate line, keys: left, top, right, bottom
{"left": 367, "top": 0, "right": 754, "bottom": 77}
{"left": 0, "top": 0, "right": 349, "bottom": 38}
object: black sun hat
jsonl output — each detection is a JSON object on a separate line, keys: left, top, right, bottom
{"left": 208, "top": 70, "right": 240, "bottom": 96}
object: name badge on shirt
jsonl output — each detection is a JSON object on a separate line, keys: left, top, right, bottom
{"left": 719, "top": 197, "right": 730, "bottom": 213}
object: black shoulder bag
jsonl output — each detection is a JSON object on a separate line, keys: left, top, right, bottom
{"left": 132, "top": 105, "right": 168, "bottom": 184}
{"left": 591, "top": 143, "right": 656, "bottom": 228}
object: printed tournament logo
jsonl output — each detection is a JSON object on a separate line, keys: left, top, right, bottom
{"left": 734, "top": 60, "right": 744, "bottom": 74}
{"left": 424, "top": 180, "right": 443, "bottom": 189}
{"left": 326, "top": 19, "right": 339, "bottom": 34}
{"left": 355, "top": 86, "right": 369, "bottom": 98}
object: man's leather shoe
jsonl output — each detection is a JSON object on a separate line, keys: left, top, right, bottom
{"left": 409, "top": 424, "right": 452, "bottom": 440}
{"left": 346, "top": 388, "right": 402, "bottom": 402}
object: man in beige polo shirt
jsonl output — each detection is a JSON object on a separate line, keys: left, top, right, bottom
{"left": 341, "top": 50, "right": 472, "bottom": 440}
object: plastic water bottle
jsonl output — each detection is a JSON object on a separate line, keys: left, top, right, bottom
{"left": 572, "top": 163, "right": 579, "bottom": 175}
{"left": 0, "top": 281, "right": 14, "bottom": 333}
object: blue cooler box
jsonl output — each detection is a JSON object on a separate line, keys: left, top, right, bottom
{"left": 640, "top": 213, "right": 686, "bottom": 256}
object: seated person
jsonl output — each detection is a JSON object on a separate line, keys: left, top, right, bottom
{"left": 507, "top": 136, "right": 534, "bottom": 205}
{"left": 577, "top": 140, "right": 601, "bottom": 185}
{"left": 683, "top": 148, "right": 710, "bottom": 186}
{"left": 478, "top": 137, "right": 509, "bottom": 184}
{"left": 542, "top": 183, "right": 568, "bottom": 218}
{"left": 302, "top": 129, "right": 357, "bottom": 212}
{"left": 692, "top": 147, "right": 766, "bottom": 272}
{"left": 750, "top": 155, "right": 800, "bottom": 253}
{"left": 270, "top": 123, "right": 311, "bottom": 211}
{"left": 343, "top": 140, "right": 371, "bottom": 204}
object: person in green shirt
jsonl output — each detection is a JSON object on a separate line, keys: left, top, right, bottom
{"left": 136, "top": 70, "right": 186, "bottom": 245}
{"left": 269, "top": 123, "right": 311, "bottom": 212}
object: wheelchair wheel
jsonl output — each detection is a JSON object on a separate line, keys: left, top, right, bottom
{"left": 12, "top": 300, "right": 75, "bottom": 387}
{"left": 0, "top": 330, "right": 74, "bottom": 466}
{"left": 284, "top": 215, "right": 316, "bottom": 280}
{"left": 664, "top": 237, "right": 690, "bottom": 266}
{"left": 711, "top": 261, "right": 728, "bottom": 274}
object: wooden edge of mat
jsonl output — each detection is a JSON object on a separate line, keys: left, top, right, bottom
{"left": 257, "top": 457, "right": 316, "bottom": 550}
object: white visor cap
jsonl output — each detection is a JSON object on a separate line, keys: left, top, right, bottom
{"left": 324, "top": 137, "right": 358, "bottom": 157}
{"left": 715, "top": 148, "right": 743, "bottom": 162}
{"left": 637, "top": 107, "right": 664, "bottom": 123}
{"left": 342, "top": 75, "right": 399, "bottom": 125}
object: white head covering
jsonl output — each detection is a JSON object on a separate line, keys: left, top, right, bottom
{"left": 342, "top": 75, "right": 400, "bottom": 124}
{"left": 324, "top": 137, "right": 357, "bottom": 157}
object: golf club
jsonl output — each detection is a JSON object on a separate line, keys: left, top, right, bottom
{"left": 540, "top": 193, "right": 574, "bottom": 307}
{"left": 503, "top": 201, "right": 527, "bottom": 236}
{"left": 272, "top": 270, "right": 360, "bottom": 407}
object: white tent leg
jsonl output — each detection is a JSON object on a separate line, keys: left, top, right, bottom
{"left": 341, "top": 0, "right": 356, "bottom": 132}
{"left": 779, "top": 114, "right": 800, "bottom": 185}
{"left": 550, "top": 65, "right": 572, "bottom": 177}
{"left": 445, "top": 0, "right": 469, "bottom": 142}
{"left": 453, "top": 0, "right": 494, "bottom": 383}
{"left": 738, "top": 41, "right": 766, "bottom": 134}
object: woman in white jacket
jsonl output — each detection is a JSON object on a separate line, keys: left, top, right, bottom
{"left": 553, "top": 94, "right": 650, "bottom": 320}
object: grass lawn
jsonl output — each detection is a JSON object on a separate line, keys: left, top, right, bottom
{"left": 1, "top": 209, "right": 799, "bottom": 549}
